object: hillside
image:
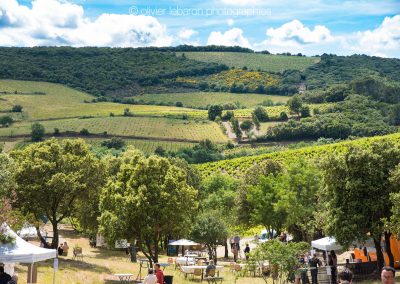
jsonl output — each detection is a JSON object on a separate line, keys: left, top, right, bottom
{"left": 0, "top": 47, "right": 228, "bottom": 97}
{"left": 196, "top": 132, "right": 400, "bottom": 178}
{"left": 177, "top": 52, "right": 319, "bottom": 72}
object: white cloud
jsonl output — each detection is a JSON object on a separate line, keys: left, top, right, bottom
{"left": 352, "top": 15, "right": 400, "bottom": 57}
{"left": 0, "top": 0, "right": 172, "bottom": 47}
{"left": 176, "top": 28, "right": 199, "bottom": 46}
{"left": 177, "top": 28, "right": 198, "bottom": 40}
{"left": 227, "top": 19, "right": 234, "bottom": 26}
{"left": 266, "top": 20, "right": 334, "bottom": 45}
{"left": 207, "top": 28, "right": 251, "bottom": 48}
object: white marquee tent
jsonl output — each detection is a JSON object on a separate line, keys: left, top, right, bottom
{"left": 0, "top": 224, "right": 56, "bottom": 263}
{"left": 311, "top": 236, "right": 342, "bottom": 251}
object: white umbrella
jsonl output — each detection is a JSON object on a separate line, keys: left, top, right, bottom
{"left": 168, "top": 239, "right": 199, "bottom": 246}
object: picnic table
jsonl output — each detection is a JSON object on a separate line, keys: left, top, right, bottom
{"left": 181, "top": 265, "right": 224, "bottom": 280}
{"left": 114, "top": 273, "right": 134, "bottom": 282}
{"left": 176, "top": 256, "right": 196, "bottom": 265}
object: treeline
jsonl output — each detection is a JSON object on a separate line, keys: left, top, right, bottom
{"left": 260, "top": 95, "right": 397, "bottom": 141}
{"left": 0, "top": 47, "right": 228, "bottom": 97}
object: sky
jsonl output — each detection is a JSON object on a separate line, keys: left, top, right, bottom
{"left": 0, "top": 0, "right": 399, "bottom": 57}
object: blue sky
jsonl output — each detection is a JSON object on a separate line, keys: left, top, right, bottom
{"left": 1, "top": 0, "right": 400, "bottom": 57}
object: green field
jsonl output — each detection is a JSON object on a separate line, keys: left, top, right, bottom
{"left": 86, "top": 138, "right": 196, "bottom": 154}
{"left": 136, "top": 91, "right": 289, "bottom": 108}
{"left": 0, "top": 80, "right": 206, "bottom": 120}
{"left": 177, "top": 52, "right": 320, "bottom": 72}
{"left": 0, "top": 116, "right": 228, "bottom": 142}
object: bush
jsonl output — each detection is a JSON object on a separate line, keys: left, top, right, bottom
{"left": 54, "top": 128, "right": 60, "bottom": 135}
{"left": 175, "top": 101, "right": 183, "bottom": 107}
{"left": 208, "top": 105, "right": 223, "bottom": 121}
{"left": 0, "top": 115, "right": 13, "bottom": 127}
{"left": 240, "top": 120, "right": 254, "bottom": 131}
{"left": 101, "top": 137, "right": 125, "bottom": 149}
{"left": 11, "top": 105, "right": 23, "bottom": 112}
{"left": 253, "top": 106, "right": 269, "bottom": 122}
{"left": 222, "top": 111, "right": 234, "bottom": 121}
{"left": 31, "top": 123, "right": 45, "bottom": 142}
{"left": 123, "top": 108, "right": 133, "bottom": 117}
{"left": 154, "top": 146, "right": 166, "bottom": 156}
{"left": 279, "top": 112, "right": 289, "bottom": 121}
{"left": 300, "top": 105, "right": 311, "bottom": 118}
{"left": 79, "top": 128, "right": 90, "bottom": 135}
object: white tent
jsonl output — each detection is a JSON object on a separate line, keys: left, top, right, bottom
{"left": 17, "top": 224, "right": 44, "bottom": 240}
{"left": 0, "top": 224, "right": 57, "bottom": 263}
{"left": 311, "top": 236, "right": 342, "bottom": 251}
{"left": 168, "top": 239, "right": 199, "bottom": 246}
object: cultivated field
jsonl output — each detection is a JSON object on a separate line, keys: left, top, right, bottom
{"left": 177, "top": 52, "right": 320, "bottom": 72}
{"left": 136, "top": 92, "right": 289, "bottom": 109}
{"left": 0, "top": 116, "right": 228, "bottom": 142}
{"left": 0, "top": 80, "right": 206, "bottom": 120}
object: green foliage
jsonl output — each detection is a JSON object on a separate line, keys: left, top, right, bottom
{"left": 10, "top": 139, "right": 106, "bottom": 248}
{"left": 230, "top": 117, "right": 242, "bottom": 139}
{"left": 287, "top": 95, "right": 302, "bottom": 115}
{"left": 253, "top": 106, "right": 269, "bottom": 122}
{"left": 190, "top": 211, "right": 229, "bottom": 261}
{"left": 154, "top": 146, "right": 166, "bottom": 156}
{"left": 208, "top": 105, "right": 223, "bottom": 121}
{"left": 11, "top": 105, "right": 23, "bottom": 112}
{"left": 300, "top": 105, "right": 311, "bottom": 118}
{"left": 389, "top": 104, "right": 400, "bottom": 126}
{"left": 0, "top": 47, "right": 227, "bottom": 97}
{"left": 99, "top": 152, "right": 198, "bottom": 265}
{"left": 252, "top": 113, "right": 260, "bottom": 130}
{"left": 240, "top": 120, "right": 254, "bottom": 131}
{"left": 101, "top": 137, "right": 126, "bottom": 149}
{"left": 172, "top": 139, "right": 223, "bottom": 164}
{"left": 31, "top": 122, "right": 45, "bottom": 141}
{"left": 79, "top": 128, "right": 90, "bottom": 135}
{"left": 279, "top": 112, "right": 288, "bottom": 121}
{"left": 0, "top": 115, "right": 13, "bottom": 127}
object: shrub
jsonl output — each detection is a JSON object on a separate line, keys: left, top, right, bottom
{"left": 240, "top": 120, "right": 254, "bottom": 131}
{"left": 0, "top": 115, "right": 13, "bottom": 127}
{"left": 79, "top": 128, "right": 90, "bottom": 136}
{"left": 175, "top": 101, "right": 183, "bottom": 107}
{"left": 11, "top": 105, "right": 23, "bottom": 112}
{"left": 101, "top": 137, "right": 125, "bottom": 149}
{"left": 31, "top": 123, "right": 45, "bottom": 142}
{"left": 54, "top": 128, "right": 60, "bottom": 135}
{"left": 279, "top": 112, "right": 289, "bottom": 121}
{"left": 253, "top": 106, "right": 269, "bottom": 122}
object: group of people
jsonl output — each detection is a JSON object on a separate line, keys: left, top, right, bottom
{"left": 0, "top": 267, "right": 17, "bottom": 284}
{"left": 295, "top": 250, "right": 337, "bottom": 284}
{"left": 338, "top": 266, "right": 396, "bottom": 284}
{"left": 57, "top": 242, "right": 69, "bottom": 256}
{"left": 142, "top": 263, "right": 165, "bottom": 284}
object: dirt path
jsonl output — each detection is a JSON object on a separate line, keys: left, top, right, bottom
{"left": 223, "top": 121, "right": 236, "bottom": 139}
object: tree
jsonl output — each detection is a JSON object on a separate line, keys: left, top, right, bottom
{"left": 287, "top": 95, "right": 303, "bottom": 116}
{"left": 10, "top": 139, "right": 106, "bottom": 248}
{"left": 300, "top": 105, "right": 311, "bottom": 118}
{"left": 154, "top": 146, "right": 166, "bottom": 156}
{"left": 208, "top": 105, "right": 223, "bottom": 121}
{"left": 321, "top": 140, "right": 400, "bottom": 270}
{"left": 190, "top": 211, "right": 229, "bottom": 263}
{"left": 99, "top": 153, "right": 198, "bottom": 266}
{"left": 101, "top": 138, "right": 126, "bottom": 149}
{"left": 253, "top": 106, "right": 269, "bottom": 122}
{"left": 0, "top": 153, "right": 19, "bottom": 227}
{"left": 389, "top": 104, "right": 400, "bottom": 126}
{"left": 230, "top": 117, "right": 242, "bottom": 139}
{"left": 279, "top": 112, "right": 288, "bottom": 121}
{"left": 31, "top": 123, "right": 45, "bottom": 141}
{"left": 11, "top": 105, "right": 23, "bottom": 112}
{"left": 240, "top": 120, "right": 254, "bottom": 132}
{"left": 175, "top": 101, "right": 183, "bottom": 107}
{"left": 0, "top": 115, "right": 13, "bottom": 127}
{"left": 252, "top": 113, "right": 260, "bottom": 131}
{"left": 123, "top": 108, "right": 133, "bottom": 117}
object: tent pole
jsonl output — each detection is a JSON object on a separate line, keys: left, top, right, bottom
{"left": 53, "top": 264, "right": 56, "bottom": 284}
{"left": 29, "top": 263, "right": 33, "bottom": 284}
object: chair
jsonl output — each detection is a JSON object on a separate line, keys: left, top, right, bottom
{"left": 234, "top": 264, "right": 242, "bottom": 273}
{"left": 192, "top": 268, "right": 203, "bottom": 281}
{"left": 73, "top": 247, "right": 83, "bottom": 261}
{"left": 205, "top": 269, "right": 223, "bottom": 284}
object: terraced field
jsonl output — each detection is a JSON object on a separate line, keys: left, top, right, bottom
{"left": 0, "top": 116, "right": 228, "bottom": 142}
{"left": 0, "top": 80, "right": 206, "bottom": 120}
{"left": 177, "top": 52, "right": 320, "bottom": 72}
{"left": 136, "top": 91, "right": 289, "bottom": 109}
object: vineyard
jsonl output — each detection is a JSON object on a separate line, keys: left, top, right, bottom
{"left": 196, "top": 132, "right": 400, "bottom": 178}
{"left": 0, "top": 116, "right": 228, "bottom": 142}
{"left": 177, "top": 52, "right": 320, "bottom": 72}
{"left": 135, "top": 91, "right": 289, "bottom": 109}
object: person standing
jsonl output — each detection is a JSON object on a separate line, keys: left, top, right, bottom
{"left": 143, "top": 268, "right": 157, "bottom": 284}
{"left": 154, "top": 263, "right": 164, "bottom": 284}
{"left": 381, "top": 266, "right": 395, "bottom": 284}
{"left": 0, "top": 267, "right": 11, "bottom": 284}
{"left": 328, "top": 251, "right": 337, "bottom": 284}
{"left": 244, "top": 244, "right": 251, "bottom": 260}
{"left": 309, "top": 254, "right": 322, "bottom": 284}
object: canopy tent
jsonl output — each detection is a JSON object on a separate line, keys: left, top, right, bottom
{"left": 311, "top": 237, "right": 342, "bottom": 251}
{"left": 168, "top": 239, "right": 199, "bottom": 246}
{"left": 0, "top": 224, "right": 56, "bottom": 263}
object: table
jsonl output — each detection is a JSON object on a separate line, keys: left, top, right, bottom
{"left": 176, "top": 257, "right": 196, "bottom": 265}
{"left": 181, "top": 265, "right": 224, "bottom": 280}
{"left": 158, "top": 262, "right": 171, "bottom": 271}
{"left": 114, "top": 273, "right": 134, "bottom": 282}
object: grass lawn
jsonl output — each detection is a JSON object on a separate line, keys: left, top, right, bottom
{"left": 136, "top": 92, "right": 289, "bottom": 109}
{"left": 177, "top": 52, "right": 320, "bottom": 72}
{"left": 0, "top": 116, "right": 228, "bottom": 142}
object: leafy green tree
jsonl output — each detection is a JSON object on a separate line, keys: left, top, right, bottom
{"left": 11, "top": 105, "right": 23, "bottom": 112}
{"left": 240, "top": 120, "right": 254, "bottom": 132}
{"left": 101, "top": 137, "right": 126, "bottom": 149}
{"left": 253, "top": 106, "right": 269, "bottom": 122}
{"left": 0, "top": 115, "right": 13, "bottom": 127}
{"left": 230, "top": 117, "right": 242, "bottom": 139}
{"left": 99, "top": 153, "right": 198, "bottom": 266}
{"left": 154, "top": 146, "right": 166, "bottom": 156}
{"left": 252, "top": 113, "right": 260, "bottom": 130}
{"left": 31, "top": 123, "right": 45, "bottom": 141}
{"left": 279, "top": 112, "right": 288, "bottom": 121}
{"left": 389, "top": 104, "right": 400, "bottom": 126}
{"left": 287, "top": 95, "right": 303, "bottom": 116}
{"left": 190, "top": 211, "right": 229, "bottom": 263}
{"left": 321, "top": 140, "right": 400, "bottom": 269}
{"left": 300, "top": 105, "right": 311, "bottom": 118}
{"left": 10, "top": 139, "right": 106, "bottom": 248}
{"left": 0, "top": 153, "right": 19, "bottom": 227}
{"left": 208, "top": 105, "right": 223, "bottom": 121}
